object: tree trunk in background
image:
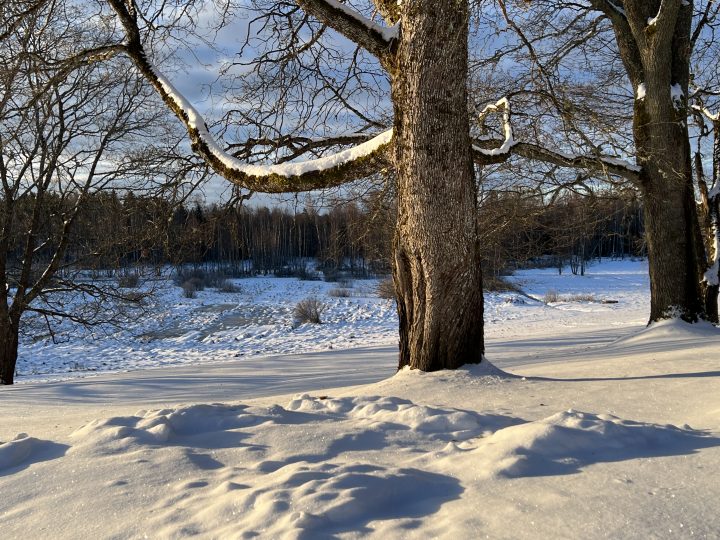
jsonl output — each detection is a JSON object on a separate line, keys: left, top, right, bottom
{"left": 0, "top": 315, "right": 19, "bottom": 385}
{"left": 609, "top": 0, "right": 705, "bottom": 322}
{"left": 391, "top": 0, "right": 484, "bottom": 370}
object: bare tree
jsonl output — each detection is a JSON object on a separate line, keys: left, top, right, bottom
{"left": 470, "top": 1, "right": 720, "bottom": 323}
{"left": 0, "top": 0, "right": 180, "bottom": 384}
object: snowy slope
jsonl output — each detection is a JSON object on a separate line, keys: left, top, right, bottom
{"left": 3, "top": 259, "right": 718, "bottom": 539}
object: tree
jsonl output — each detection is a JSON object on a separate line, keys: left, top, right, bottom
{"left": 0, "top": 0, "right": 179, "bottom": 384}
{"left": 105, "top": 0, "right": 717, "bottom": 372}
{"left": 474, "top": 1, "right": 719, "bottom": 322}
{"left": 109, "top": 0, "right": 485, "bottom": 371}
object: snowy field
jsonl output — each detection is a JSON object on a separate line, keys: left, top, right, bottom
{"left": 15, "top": 259, "right": 649, "bottom": 383}
{"left": 2, "top": 259, "right": 720, "bottom": 539}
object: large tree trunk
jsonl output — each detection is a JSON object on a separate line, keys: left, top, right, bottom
{"left": 641, "top": 168, "right": 705, "bottom": 322}
{"left": 0, "top": 314, "right": 19, "bottom": 385}
{"left": 615, "top": 1, "right": 706, "bottom": 323}
{"left": 695, "top": 144, "right": 720, "bottom": 323}
{"left": 390, "top": 0, "right": 484, "bottom": 371}
{"left": 637, "top": 92, "right": 704, "bottom": 322}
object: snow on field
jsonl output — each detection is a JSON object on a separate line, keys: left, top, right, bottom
{"left": 3, "top": 259, "right": 719, "bottom": 539}
{"left": 16, "top": 277, "right": 398, "bottom": 382}
{"left": 16, "top": 259, "right": 650, "bottom": 383}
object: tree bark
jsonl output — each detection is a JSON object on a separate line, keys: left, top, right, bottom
{"left": 0, "top": 314, "right": 19, "bottom": 385}
{"left": 390, "top": 0, "right": 484, "bottom": 370}
{"left": 608, "top": 0, "right": 706, "bottom": 322}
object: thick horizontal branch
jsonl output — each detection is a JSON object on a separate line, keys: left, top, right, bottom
{"left": 107, "top": 0, "right": 393, "bottom": 193}
{"left": 473, "top": 138, "right": 641, "bottom": 183}
{"left": 296, "top": 0, "right": 398, "bottom": 59}
{"left": 227, "top": 132, "right": 377, "bottom": 163}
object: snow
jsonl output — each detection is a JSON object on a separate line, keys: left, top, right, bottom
{"left": 151, "top": 63, "right": 393, "bottom": 178}
{"left": 476, "top": 97, "right": 514, "bottom": 156}
{"left": 636, "top": 82, "right": 646, "bottom": 100}
{"left": 2, "top": 259, "right": 720, "bottom": 538}
{"left": 692, "top": 104, "right": 720, "bottom": 123}
{"left": 704, "top": 208, "right": 720, "bottom": 286}
{"left": 598, "top": 155, "right": 641, "bottom": 173}
{"left": 321, "top": 0, "right": 400, "bottom": 42}
{"left": 671, "top": 83, "right": 684, "bottom": 110}
{"left": 14, "top": 261, "right": 650, "bottom": 383}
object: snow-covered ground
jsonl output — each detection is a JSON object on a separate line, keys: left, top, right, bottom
{"left": 16, "top": 259, "right": 649, "bottom": 383}
{"left": 3, "top": 259, "right": 720, "bottom": 539}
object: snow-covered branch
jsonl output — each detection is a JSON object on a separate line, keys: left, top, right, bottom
{"left": 475, "top": 98, "right": 514, "bottom": 157}
{"left": 227, "top": 132, "right": 378, "bottom": 163}
{"left": 296, "top": 0, "right": 399, "bottom": 58}
{"left": 693, "top": 104, "right": 720, "bottom": 123}
{"left": 107, "top": 0, "right": 394, "bottom": 194}
{"left": 150, "top": 66, "right": 392, "bottom": 191}
{"left": 473, "top": 138, "right": 641, "bottom": 182}
{"left": 472, "top": 97, "right": 640, "bottom": 181}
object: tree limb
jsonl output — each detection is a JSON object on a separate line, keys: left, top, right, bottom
{"left": 295, "top": 0, "right": 398, "bottom": 59}
{"left": 107, "top": 0, "right": 393, "bottom": 194}
{"left": 473, "top": 138, "right": 641, "bottom": 183}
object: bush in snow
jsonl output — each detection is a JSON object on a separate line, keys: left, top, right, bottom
{"left": 118, "top": 273, "right": 140, "bottom": 288}
{"left": 216, "top": 279, "right": 241, "bottom": 293}
{"left": 182, "top": 281, "right": 198, "bottom": 299}
{"left": 567, "top": 293, "right": 597, "bottom": 302}
{"left": 328, "top": 288, "right": 351, "bottom": 298}
{"left": 376, "top": 278, "right": 396, "bottom": 300}
{"left": 543, "top": 289, "right": 559, "bottom": 304}
{"left": 294, "top": 298, "right": 327, "bottom": 325}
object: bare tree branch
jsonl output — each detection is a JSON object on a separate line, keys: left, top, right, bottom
{"left": 295, "top": 0, "right": 399, "bottom": 59}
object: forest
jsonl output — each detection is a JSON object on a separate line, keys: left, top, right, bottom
{"left": 2, "top": 187, "right": 644, "bottom": 280}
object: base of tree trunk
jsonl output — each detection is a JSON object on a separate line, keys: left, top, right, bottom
{"left": 0, "top": 323, "right": 19, "bottom": 385}
{"left": 703, "top": 284, "right": 719, "bottom": 324}
{"left": 394, "top": 242, "right": 484, "bottom": 372}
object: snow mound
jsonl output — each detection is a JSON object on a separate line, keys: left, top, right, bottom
{"left": 69, "top": 403, "right": 263, "bottom": 454}
{"left": 287, "top": 394, "right": 484, "bottom": 437}
{"left": 149, "top": 461, "right": 461, "bottom": 539}
{"left": 0, "top": 433, "right": 66, "bottom": 472}
{"left": 615, "top": 318, "right": 719, "bottom": 346}
{"left": 0, "top": 434, "right": 37, "bottom": 471}
{"left": 434, "top": 410, "right": 712, "bottom": 479}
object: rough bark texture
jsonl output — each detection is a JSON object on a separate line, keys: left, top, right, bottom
{"left": 606, "top": 0, "right": 706, "bottom": 322}
{"left": 695, "top": 148, "right": 720, "bottom": 323}
{"left": 390, "top": 0, "right": 484, "bottom": 370}
{"left": 0, "top": 314, "right": 19, "bottom": 385}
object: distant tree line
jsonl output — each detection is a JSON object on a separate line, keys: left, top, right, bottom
{"left": 4, "top": 187, "right": 645, "bottom": 281}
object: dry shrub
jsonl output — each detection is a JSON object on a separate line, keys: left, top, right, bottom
{"left": 543, "top": 289, "right": 559, "bottom": 304}
{"left": 217, "top": 279, "right": 241, "bottom": 293}
{"left": 182, "top": 281, "right": 197, "bottom": 298}
{"left": 328, "top": 288, "right": 351, "bottom": 298}
{"left": 376, "top": 278, "right": 396, "bottom": 300}
{"left": 566, "top": 293, "right": 596, "bottom": 302}
{"left": 294, "top": 297, "right": 327, "bottom": 324}
{"left": 118, "top": 273, "right": 140, "bottom": 288}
